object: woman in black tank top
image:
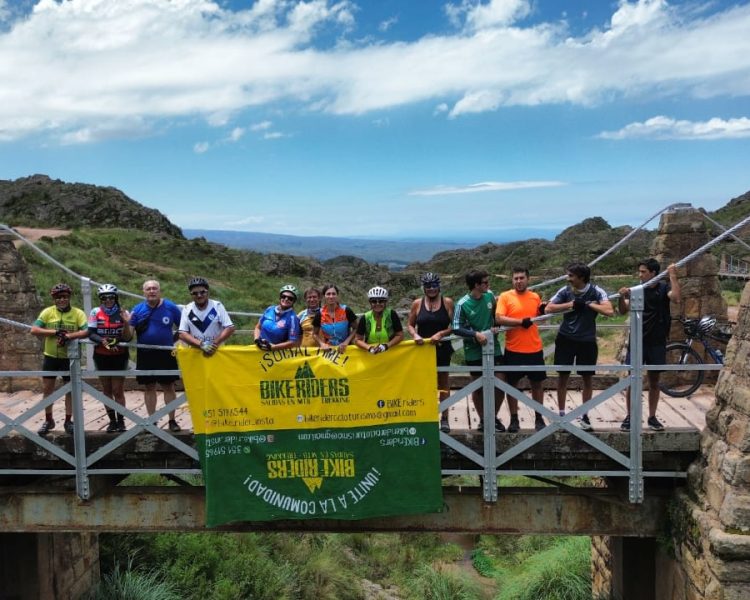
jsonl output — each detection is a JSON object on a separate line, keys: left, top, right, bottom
{"left": 407, "top": 273, "right": 454, "bottom": 431}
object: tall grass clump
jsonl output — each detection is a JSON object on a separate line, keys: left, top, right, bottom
{"left": 407, "top": 564, "right": 481, "bottom": 600}
{"left": 496, "top": 536, "right": 591, "bottom": 600}
{"left": 87, "top": 559, "right": 179, "bottom": 600}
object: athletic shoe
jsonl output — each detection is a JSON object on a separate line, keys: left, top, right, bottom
{"left": 534, "top": 415, "right": 546, "bottom": 432}
{"left": 117, "top": 419, "right": 127, "bottom": 432}
{"left": 648, "top": 416, "right": 665, "bottom": 432}
{"left": 507, "top": 415, "right": 520, "bottom": 433}
{"left": 168, "top": 419, "right": 182, "bottom": 433}
{"left": 620, "top": 415, "right": 631, "bottom": 432}
{"left": 37, "top": 419, "right": 55, "bottom": 435}
{"left": 578, "top": 414, "right": 593, "bottom": 432}
{"left": 106, "top": 420, "right": 119, "bottom": 433}
{"left": 494, "top": 418, "right": 506, "bottom": 433}
{"left": 440, "top": 417, "right": 450, "bottom": 433}
{"left": 63, "top": 420, "right": 74, "bottom": 434}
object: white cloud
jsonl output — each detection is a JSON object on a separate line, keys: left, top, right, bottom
{"left": 251, "top": 120, "right": 273, "bottom": 131}
{"left": 193, "top": 141, "right": 210, "bottom": 153}
{"left": 229, "top": 215, "right": 265, "bottom": 226}
{"left": 445, "top": 0, "right": 531, "bottom": 31}
{"left": 598, "top": 115, "right": 750, "bottom": 140}
{"left": 1, "top": 0, "right": 750, "bottom": 142}
{"left": 378, "top": 16, "right": 397, "bottom": 32}
{"left": 227, "top": 126, "right": 245, "bottom": 142}
{"left": 409, "top": 180, "right": 566, "bottom": 196}
{"left": 263, "top": 131, "right": 286, "bottom": 139}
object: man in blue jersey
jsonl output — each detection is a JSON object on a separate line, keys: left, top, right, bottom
{"left": 178, "top": 277, "right": 235, "bottom": 354}
{"left": 545, "top": 263, "right": 613, "bottom": 431}
{"left": 130, "top": 279, "right": 183, "bottom": 432}
{"left": 452, "top": 270, "right": 511, "bottom": 432}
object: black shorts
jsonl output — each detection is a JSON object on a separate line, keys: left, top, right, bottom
{"left": 136, "top": 350, "right": 179, "bottom": 385}
{"left": 503, "top": 349, "right": 547, "bottom": 386}
{"left": 93, "top": 352, "right": 129, "bottom": 372}
{"left": 41, "top": 356, "right": 71, "bottom": 381}
{"left": 626, "top": 344, "right": 667, "bottom": 373}
{"left": 466, "top": 354, "right": 504, "bottom": 378}
{"left": 435, "top": 341, "right": 454, "bottom": 367}
{"left": 554, "top": 335, "right": 598, "bottom": 375}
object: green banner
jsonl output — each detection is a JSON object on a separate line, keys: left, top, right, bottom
{"left": 178, "top": 343, "right": 443, "bottom": 526}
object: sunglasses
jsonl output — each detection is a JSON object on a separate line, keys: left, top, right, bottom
{"left": 423, "top": 283, "right": 440, "bottom": 289}
{"left": 191, "top": 290, "right": 208, "bottom": 296}
{"left": 280, "top": 295, "right": 296, "bottom": 302}
{"left": 480, "top": 280, "right": 490, "bottom": 285}
{"left": 369, "top": 298, "right": 386, "bottom": 304}
{"left": 100, "top": 295, "right": 117, "bottom": 301}
{"left": 53, "top": 295, "right": 71, "bottom": 300}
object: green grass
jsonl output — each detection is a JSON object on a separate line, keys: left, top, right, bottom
{"left": 87, "top": 558, "right": 180, "bottom": 600}
{"left": 472, "top": 536, "right": 592, "bottom": 600}
{"left": 98, "top": 532, "right": 467, "bottom": 600}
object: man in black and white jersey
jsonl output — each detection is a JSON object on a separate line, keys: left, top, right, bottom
{"left": 178, "top": 277, "right": 235, "bottom": 355}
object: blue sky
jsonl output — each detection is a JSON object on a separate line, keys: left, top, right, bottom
{"left": 1, "top": 0, "right": 749, "bottom": 241}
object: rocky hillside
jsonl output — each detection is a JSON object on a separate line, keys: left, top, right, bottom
{"left": 403, "top": 217, "right": 655, "bottom": 284}
{"left": 0, "top": 174, "right": 182, "bottom": 238}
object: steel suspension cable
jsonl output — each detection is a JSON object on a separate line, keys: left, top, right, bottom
{"left": 529, "top": 202, "right": 691, "bottom": 291}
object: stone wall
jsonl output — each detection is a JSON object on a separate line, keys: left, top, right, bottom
{"left": 0, "top": 232, "right": 42, "bottom": 391}
{"left": 0, "top": 532, "right": 100, "bottom": 599}
{"left": 591, "top": 535, "right": 614, "bottom": 596}
{"left": 651, "top": 207, "right": 727, "bottom": 328}
{"left": 664, "top": 280, "right": 750, "bottom": 599}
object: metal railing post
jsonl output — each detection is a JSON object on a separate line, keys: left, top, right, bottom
{"left": 628, "top": 286, "right": 645, "bottom": 503}
{"left": 69, "top": 341, "right": 90, "bottom": 500}
{"left": 482, "top": 331, "right": 498, "bottom": 502}
{"left": 81, "top": 277, "right": 94, "bottom": 372}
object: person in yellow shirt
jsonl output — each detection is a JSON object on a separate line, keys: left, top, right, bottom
{"left": 495, "top": 267, "right": 547, "bottom": 432}
{"left": 31, "top": 283, "right": 89, "bottom": 435}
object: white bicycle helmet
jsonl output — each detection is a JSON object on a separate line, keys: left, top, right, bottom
{"left": 279, "top": 284, "right": 299, "bottom": 299}
{"left": 368, "top": 286, "right": 389, "bottom": 299}
{"left": 97, "top": 283, "right": 118, "bottom": 297}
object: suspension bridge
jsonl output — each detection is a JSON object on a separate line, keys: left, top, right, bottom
{"left": 1, "top": 203, "right": 750, "bottom": 600}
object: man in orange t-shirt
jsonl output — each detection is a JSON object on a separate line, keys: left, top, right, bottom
{"left": 496, "top": 266, "right": 547, "bottom": 432}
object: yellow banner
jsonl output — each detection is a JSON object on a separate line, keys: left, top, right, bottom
{"left": 177, "top": 342, "right": 438, "bottom": 434}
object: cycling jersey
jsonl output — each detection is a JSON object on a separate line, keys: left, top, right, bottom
{"left": 258, "top": 305, "right": 301, "bottom": 345}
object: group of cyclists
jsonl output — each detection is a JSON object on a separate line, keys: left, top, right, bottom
{"left": 32, "top": 257, "right": 680, "bottom": 435}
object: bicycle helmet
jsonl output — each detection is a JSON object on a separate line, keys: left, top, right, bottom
{"left": 279, "top": 284, "right": 299, "bottom": 299}
{"left": 50, "top": 283, "right": 73, "bottom": 297}
{"left": 421, "top": 272, "right": 441, "bottom": 286}
{"left": 698, "top": 316, "right": 717, "bottom": 335}
{"left": 188, "top": 277, "right": 209, "bottom": 290}
{"left": 97, "top": 283, "right": 118, "bottom": 298}
{"left": 368, "top": 286, "right": 389, "bottom": 299}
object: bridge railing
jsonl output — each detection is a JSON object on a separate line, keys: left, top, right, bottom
{"left": 0, "top": 286, "right": 720, "bottom": 504}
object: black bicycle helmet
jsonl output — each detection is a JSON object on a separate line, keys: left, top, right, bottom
{"left": 50, "top": 283, "right": 73, "bottom": 297}
{"left": 188, "top": 277, "right": 209, "bottom": 290}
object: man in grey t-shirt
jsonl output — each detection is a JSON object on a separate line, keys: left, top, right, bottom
{"left": 545, "top": 263, "right": 613, "bottom": 431}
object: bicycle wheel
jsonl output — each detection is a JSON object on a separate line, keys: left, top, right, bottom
{"left": 659, "top": 343, "right": 705, "bottom": 397}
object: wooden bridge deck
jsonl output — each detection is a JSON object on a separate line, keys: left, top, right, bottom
{"left": 0, "top": 383, "right": 712, "bottom": 434}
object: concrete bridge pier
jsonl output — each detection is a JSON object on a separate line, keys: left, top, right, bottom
{"left": 0, "top": 532, "right": 100, "bottom": 599}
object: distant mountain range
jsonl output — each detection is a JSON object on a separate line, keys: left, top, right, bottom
{"left": 183, "top": 228, "right": 558, "bottom": 266}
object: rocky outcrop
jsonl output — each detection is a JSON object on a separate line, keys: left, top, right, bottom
{"left": 0, "top": 174, "right": 183, "bottom": 238}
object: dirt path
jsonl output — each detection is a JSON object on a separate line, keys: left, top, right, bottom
{"left": 11, "top": 226, "right": 71, "bottom": 247}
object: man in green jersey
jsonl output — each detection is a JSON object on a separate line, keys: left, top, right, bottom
{"left": 31, "top": 283, "right": 89, "bottom": 435}
{"left": 453, "top": 270, "right": 512, "bottom": 432}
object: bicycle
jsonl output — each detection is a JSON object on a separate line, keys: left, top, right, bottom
{"left": 659, "top": 316, "right": 731, "bottom": 397}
